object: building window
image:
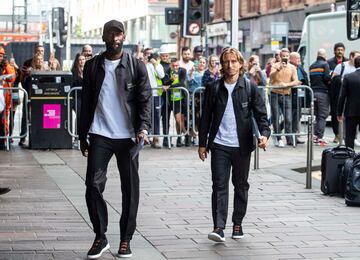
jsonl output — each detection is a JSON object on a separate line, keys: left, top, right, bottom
{"left": 215, "top": 0, "right": 225, "bottom": 20}
{"left": 267, "top": 0, "right": 281, "bottom": 9}
{"left": 247, "top": 0, "right": 260, "bottom": 13}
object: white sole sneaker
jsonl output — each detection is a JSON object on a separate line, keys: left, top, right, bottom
{"left": 87, "top": 243, "right": 110, "bottom": 259}
{"left": 208, "top": 232, "right": 225, "bottom": 242}
{"left": 118, "top": 252, "right": 133, "bottom": 258}
{"left": 232, "top": 234, "right": 244, "bottom": 239}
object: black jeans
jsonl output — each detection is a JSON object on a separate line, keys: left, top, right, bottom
{"left": 345, "top": 116, "right": 360, "bottom": 149}
{"left": 210, "top": 143, "right": 251, "bottom": 229}
{"left": 85, "top": 134, "right": 139, "bottom": 241}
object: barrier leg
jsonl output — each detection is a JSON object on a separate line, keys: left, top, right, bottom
{"left": 306, "top": 116, "right": 313, "bottom": 189}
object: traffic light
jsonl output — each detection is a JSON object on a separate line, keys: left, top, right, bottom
{"left": 165, "top": 7, "right": 182, "bottom": 25}
{"left": 52, "top": 7, "right": 67, "bottom": 47}
{"left": 183, "top": 0, "right": 202, "bottom": 37}
{"left": 204, "top": 0, "right": 215, "bottom": 24}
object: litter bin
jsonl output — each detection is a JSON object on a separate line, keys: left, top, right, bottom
{"left": 29, "top": 71, "right": 73, "bottom": 149}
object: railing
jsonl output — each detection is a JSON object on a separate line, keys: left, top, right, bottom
{"left": 253, "top": 85, "right": 314, "bottom": 188}
{"left": 0, "top": 87, "right": 29, "bottom": 151}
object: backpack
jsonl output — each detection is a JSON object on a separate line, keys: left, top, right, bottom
{"left": 345, "top": 154, "right": 360, "bottom": 206}
{"left": 330, "top": 63, "right": 345, "bottom": 102}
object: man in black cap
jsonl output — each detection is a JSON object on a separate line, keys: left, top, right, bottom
{"left": 79, "top": 19, "right": 151, "bottom": 259}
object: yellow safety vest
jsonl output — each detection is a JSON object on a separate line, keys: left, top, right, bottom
{"left": 154, "top": 61, "right": 164, "bottom": 96}
{"left": 170, "top": 70, "right": 182, "bottom": 102}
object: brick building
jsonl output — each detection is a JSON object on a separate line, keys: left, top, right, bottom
{"left": 207, "top": 0, "right": 345, "bottom": 63}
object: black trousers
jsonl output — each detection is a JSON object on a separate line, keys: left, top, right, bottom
{"left": 85, "top": 134, "right": 139, "bottom": 241}
{"left": 345, "top": 116, "right": 360, "bottom": 149}
{"left": 210, "top": 143, "right": 251, "bottom": 229}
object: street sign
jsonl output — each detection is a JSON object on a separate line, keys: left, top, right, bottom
{"left": 189, "top": 23, "right": 200, "bottom": 35}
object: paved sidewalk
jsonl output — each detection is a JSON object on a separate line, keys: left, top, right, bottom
{"left": 1, "top": 139, "right": 360, "bottom": 260}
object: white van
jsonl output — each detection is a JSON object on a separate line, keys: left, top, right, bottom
{"left": 298, "top": 11, "right": 360, "bottom": 73}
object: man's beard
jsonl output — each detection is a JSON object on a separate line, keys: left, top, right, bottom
{"left": 105, "top": 41, "right": 123, "bottom": 55}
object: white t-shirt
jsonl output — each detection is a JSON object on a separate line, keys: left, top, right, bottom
{"left": 214, "top": 82, "right": 239, "bottom": 147}
{"left": 89, "top": 58, "right": 134, "bottom": 139}
{"left": 146, "top": 62, "right": 165, "bottom": 96}
{"left": 334, "top": 61, "right": 356, "bottom": 79}
{"left": 179, "top": 59, "right": 194, "bottom": 75}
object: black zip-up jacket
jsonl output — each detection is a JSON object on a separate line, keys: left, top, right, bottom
{"left": 199, "top": 76, "right": 270, "bottom": 155}
{"left": 309, "top": 56, "right": 331, "bottom": 93}
{"left": 327, "top": 56, "right": 348, "bottom": 72}
{"left": 78, "top": 51, "right": 152, "bottom": 141}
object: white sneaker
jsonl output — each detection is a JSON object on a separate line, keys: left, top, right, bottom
{"left": 277, "top": 139, "right": 285, "bottom": 148}
{"left": 355, "top": 139, "right": 360, "bottom": 147}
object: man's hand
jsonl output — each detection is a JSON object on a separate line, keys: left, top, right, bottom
{"left": 137, "top": 131, "right": 149, "bottom": 145}
{"left": 80, "top": 139, "right": 89, "bottom": 157}
{"left": 162, "top": 85, "right": 170, "bottom": 91}
{"left": 258, "top": 136, "right": 268, "bottom": 150}
{"left": 337, "top": 115, "right": 344, "bottom": 122}
{"left": 198, "top": 147, "right": 208, "bottom": 161}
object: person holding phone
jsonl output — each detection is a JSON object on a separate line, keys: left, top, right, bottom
{"left": 202, "top": 54, "right": 220, "bottom": 88}
{"left": 269, "top": 48, "right": 299, "bottom": 147}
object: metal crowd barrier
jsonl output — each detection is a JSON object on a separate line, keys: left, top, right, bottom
{"left": 66, "top": 86, "right": 81, "bottom": 139}
{"left": 66, "top": 86, "right": 191, "bottom": 148}
{"left": 254, "top": 85, "right": 314, "bottom": 188}
{"left": 0, "top": 87, "right": 29, "bottom": 151}
{"left": 149, "top": 87, "right": 190, "bottom": 148}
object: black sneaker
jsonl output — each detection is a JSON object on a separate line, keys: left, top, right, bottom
{"left": 18, "top": 138, "right": 26, "bottom": 146}
{"left": 0, "top": 187, "right": 11, "bottom": 195}
{"left": 87, "top": 237, "right": 110, "bottom": 259}
{"left": 184, "top": 134, "right": 191, "bottom": 147}
{"left": 232, "top": 225, "right": 244, "bottom": 239}
{"left": 118, "top": 240, "right": 132, "bottom": 258}
{"left": 208, "top": 228, "right": 225, "bottom": 242}
{"left": 176, "top": 137, "right": 182, "bottom": 147}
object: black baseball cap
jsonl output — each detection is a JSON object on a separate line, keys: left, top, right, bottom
{"left": 194, "top": 46, "right": 203, "bottom": 53}
{"left": 102, "top": 20, "right": 125, "bottom": 37}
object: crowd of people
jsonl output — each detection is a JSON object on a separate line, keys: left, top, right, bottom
{"left": 1, "top": 40, "right": 360, "bottom": 153}
{"left": 1, "top": 18, "right": 360, "bottom": 259}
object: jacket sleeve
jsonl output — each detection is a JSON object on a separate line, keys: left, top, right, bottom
{"left": 251, "top": 82, "right": 271, "bottom": 138}
{"left": 78, "top": 59, "right": 93, "bottom": 141}
{"left": 198, "top": 82, "right": 214, "bottom": 148}
{"left": 323, "top": 62, "right": 331, "bottom": 84}
{"left": 337, "top": 75, "right": 348, "bottom": 116}
{"left": 134, "top": 58, "right": 152, "bottom": 133}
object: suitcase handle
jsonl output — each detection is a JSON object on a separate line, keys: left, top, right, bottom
{"left": 331, "top": 150, "right": 354, "bottom": 159}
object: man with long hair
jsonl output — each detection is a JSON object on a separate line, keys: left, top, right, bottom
{"left": 198, "top": 47, "right": 270, "bottom": 242}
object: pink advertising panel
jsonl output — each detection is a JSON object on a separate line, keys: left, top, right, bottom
{"left": 43, "top": 104, "right": 61, "bottom": 129}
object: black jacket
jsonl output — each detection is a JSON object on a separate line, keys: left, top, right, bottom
{"left": 327, "top": 56, "right": 348, "bottom": 72}
{"left": 337, "top": 70, "right": 360, "bottom": 117}
{"left": 309, "top": 56, "right": 331, "bottom": 93}
{"left": 199, "top": 76, "right": 270, "bottom": 155}
{"left": 78, "top": 51, "right": 152, "bottom": 141}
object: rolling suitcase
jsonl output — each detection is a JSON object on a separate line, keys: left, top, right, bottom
{"left": 321, "top": 146, "right": 355, "bottom": 195}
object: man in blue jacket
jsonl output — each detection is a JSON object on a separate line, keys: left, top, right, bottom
{"left": 309, "top": 48, "right": 331, "bottom": 146}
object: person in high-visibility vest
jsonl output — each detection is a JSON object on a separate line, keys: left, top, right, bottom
{"left": 0, "top": 46, "right": 16, "bottom": 150}
{"left": 144, "top": 50, "right": 165, "bottom": 148}
{"left": 169, "top": 58, "right": 187, "bottom": 147}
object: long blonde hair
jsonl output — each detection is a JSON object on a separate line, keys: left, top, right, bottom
{"left": 219, "top": 47, "right": 246, "bottom": 77}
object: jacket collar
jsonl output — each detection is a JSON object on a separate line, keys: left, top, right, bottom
{"left": 221, "top": 75, "right": 245, "bottom": 89}
{"left": 99, "top": 51, "right": 129, "bottom": 69}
